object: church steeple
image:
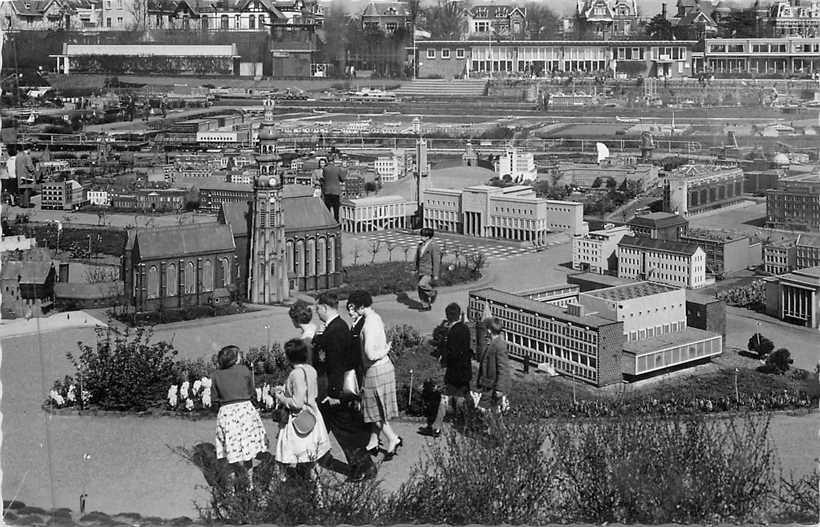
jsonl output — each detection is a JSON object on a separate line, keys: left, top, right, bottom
{"left": 256, "top": 97, "right": 282, "bottom": 177}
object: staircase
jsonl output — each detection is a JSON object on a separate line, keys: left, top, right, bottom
{"left": 394, "top": 79, "right": 488, "bottom": 98}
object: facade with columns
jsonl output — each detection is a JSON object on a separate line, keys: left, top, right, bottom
{"left": 122, "top": 224, "right": 238, "bottom": 312}
{"left": 339, "top": 195, "right": 416, "bottom": 233}
{"left": 424, "top": 185, "right": 587, "bottom": 243}
{"left": 764, "top": 266, "right": 820, "bottom": 329}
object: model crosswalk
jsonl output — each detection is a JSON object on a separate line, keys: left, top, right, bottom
{"left": 347, "top": 231, "right": 533, "bottom": 262}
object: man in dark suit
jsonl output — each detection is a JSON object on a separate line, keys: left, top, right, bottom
{"left": 313, "top": 292, "right": 376, "bottom": 482}
{"left": 320, "top": 156, "right": 346, "bottom": 221}
{"left": 419, "top": 302, "right": 473, "bottom": 437}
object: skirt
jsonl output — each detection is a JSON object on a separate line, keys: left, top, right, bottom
{"left": 361, "top": 358, "right": 399, "bottom": 423}
{"left": 275, "top": 403, "right": 332, "bottom": 465}
{"left": 215, "top": 401, "right": 268, "bottom": 464}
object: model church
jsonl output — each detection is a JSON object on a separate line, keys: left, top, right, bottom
{"left": 123, "top": 98, "right": 342, "bottom": 312}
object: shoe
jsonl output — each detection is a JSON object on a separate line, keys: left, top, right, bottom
{"left": 383, "top": 437, "right": 403, "bottom": 461}
{"left": 417, "top": 426, "right": 441, "bottom": 438}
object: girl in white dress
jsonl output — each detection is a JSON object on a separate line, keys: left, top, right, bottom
{"left": 273, "top": 338, "right": 331, "bottom": 479}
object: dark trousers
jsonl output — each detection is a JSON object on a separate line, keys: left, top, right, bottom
{"left": 323, "top": 194, "right": 341, "bottom": 221}
{"left": 319, "top": 401, "right": 375, "bottom": 477}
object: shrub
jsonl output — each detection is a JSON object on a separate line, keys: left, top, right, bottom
{"left": 386, "top": 415, "right": 561, "bottom": 525}
{"left": 67, "top": 325, "right": 179, "bottom": 411}
{"left": 386, "top": 323, "right": 422, "bottom": 358}
{"left": 547, "top": 412, "right": 777, "bottom": 523}
{"left": 172, "top": 358, "right": 213, "bottom": 384}
{"left": 761, "top": 348, "right": 794, "bottom": 375}
{"left": 176, "top": 445, "right": 384, "bottom": 525}
{"left": 748, "top": 333, "right": 774, "bottom": 358}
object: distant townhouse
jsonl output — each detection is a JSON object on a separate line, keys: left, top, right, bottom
{"left": 198, "top": 181, "right": 253, "bottom": 212}
{"left": 763, "top": 233, "right": 820, "bottom": 274}
{"left": 361, "top": 1, "right": 411, "bottom": 33}
{"left": 618, "top": 236, "right": 707, "bottom": 289}
{"left": 572, "top": 223, "right": 633, "bottom": 274}
{"left": 373, "top": 149, "right": 410, "bottom": 183}
{"left": 767, "top": 0, "right": 820, "bottom": 37}
{"left": 87, "top": 190, "right": 110, "bottom": 207}
{"left": 466, "top": 3, "right": 527, "bottom": 39}
{"left": 627, "top": 211, "right": 689, "bottom": 241}
{"left": 574, "top": 0, "right": 640, "bottom": 40}
{"left": 111, "top": 188, "right": 186, "bottom": 212}
{"left": 0, "top": 0, "right": 73, "bottom": 31}
{"left": 423, "top": 184, "right": 587, "bottom": 243}
{"left": 672, "top": 0, "right": 718, "bottom": 40}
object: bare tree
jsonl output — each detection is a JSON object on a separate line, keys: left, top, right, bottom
{"left": 368, "top": 240, "right": 382, "bottom": 264}
{"left": 126, "top": 0, "right": 148, "bottom": 31}
{"left": 402, "top": 244, "right": 412, "bottom": 262}
{"left": 352, "top": 243, "right": 362, "bottom": 266}
{"left": 468, "top": 251, "right": 488, "bottom": 275}
{"left": 385, "top": 241, "right": 396, "bottom": 262}
{"left": 453, "top": 247, "right": 462, "bottom": 268}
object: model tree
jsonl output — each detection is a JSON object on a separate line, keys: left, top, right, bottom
{"left": 747, "top": 333, "right": 774, "bottom": 359}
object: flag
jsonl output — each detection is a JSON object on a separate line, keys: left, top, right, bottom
{"left": 414, "top": 27, "right": 431, "bottom": 39}
{"left": 596, "top": 142, "right": 610, "bottom": 163}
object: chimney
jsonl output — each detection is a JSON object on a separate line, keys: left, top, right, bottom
{"left": 661, "top": 3, "right": 667, "bottom": 17}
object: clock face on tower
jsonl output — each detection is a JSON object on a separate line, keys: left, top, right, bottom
{"left": 268, "top": 176, "right": 279, "bottom": 188}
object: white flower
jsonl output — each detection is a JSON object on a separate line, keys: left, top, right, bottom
{"left": 49, "top": 390, "right": 65, "bottom": 407}
{"left": 81, "top": 390, "right": 92, "bottom": 404}
{"left": 201, "top": 391, "right": 212, "bottom": 408}
{"left": 185, "top": 399, "right": 194, "bottom": 411}
{"left": 180, "top": 381, "right": 190, "bottom": 400}
{"left": 255, "top": 387, "right": 263, "bottom": 401}
{"left": 192, "top": 380, "right": 202, "bottom": 394}
{"left": 66, "top": 385, "right": 76, "bottom": 403}
{"left": 200, "top": 377, "right": 212, "bottom": 389}
{"left": 168, "top": 385, "right": 179, "bottom": 408}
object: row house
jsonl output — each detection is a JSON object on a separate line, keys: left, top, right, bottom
{"left": 467, "top": 3, "right": 526, "bottom": 39}
{"left": 148, "top": 0, "right": 317, "bottom": 31}
{"left": 0, "top": 0, "right": 72, "bottom": 31}
{"left": 574, "top": 0, "right": 640, "bottom": 40}
{"left": 768, "top": 0, "right": 820, "bottom": 37}
{"left": 361, "top": 1, "right": 411, "bottom": 34}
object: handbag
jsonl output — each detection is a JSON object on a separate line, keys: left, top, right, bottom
{"left": 290, "top": 367, "right": 317, "bottom": 437}
{"left": 342, "top": 368, "right": 359, "bottom": 397}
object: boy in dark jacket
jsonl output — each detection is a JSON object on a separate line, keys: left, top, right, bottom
{"left": 476, "top": 317, "right": 511, "bottom": 413}
{"left": 419, "top": 302, "right": 472, "bottom": 438}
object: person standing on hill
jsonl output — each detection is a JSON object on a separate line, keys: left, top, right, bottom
{"left": 320, "top": 156, "right": 346, "bottom": 221}
{"left": 475, "top": 317, "right": 511, "bottom": 414}
{"left": 415, "top": 228, "right": 440, "bottom": 311}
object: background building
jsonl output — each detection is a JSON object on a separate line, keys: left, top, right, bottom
{"left": 698, "top": 37, "right": 820, "bottom": 75}
{"left": 618, "top": 236, "right": 707, "bottom": 289}
{"left": 339, "top": 195, "right": 416, "bottom": 233}
{"left": 764, "top": 266, "right": 820, "bottom": 328}
{"left": 466, "top": 3, "right": 527, "bottom": 39}
{"left": 627, "top": 211, "right": 689, "bottom": 241}
{"left": 679, "top": 229, "right": 760, "bottom": 276}
{"left": 574, "top": 0, "right": 640, "bottom": 39}
{"left": 41, "top": 180, "right": 86, "bottom": 211}
{"left": 662, "top": 164, "right": 745, "bottom": 216}
{"left": 572, "top": 223, "right": 633, "bottom": 274}
{"left": 122, "top": 224, "right": 238, "bottom": 313}
{"left": 495, "top": 145, "right": 536, "bottom": 182}
{"left": 766, "top": 174, "right": 820, "bottom": 231}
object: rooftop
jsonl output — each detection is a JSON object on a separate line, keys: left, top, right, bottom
{"left": 622, "top": 327, "right": 720, "bottom": 357}
{"left": 132, "top": 223, "right": 235, "bottom": 260}
{"left": 0, "top": 261, "right": 55, "bottom": 284}
{"left": 567, "top": 272, "right": 638, "bottom": 290}
{"left": 627, "top": 212, "right": 689, "bottom": 229}
{"left": 619, "top": 235, "right": 701, "bottom": 256}
{"left": 469, "top": 287, "right": 617, "bottom": 328}
{"left": 796, "top": 233, "right": 820, "bottom": 249}
{"left": 584, "top": 281, "right": 679, "bottom": 302}
{"left": 780, "top": 266, "right": 820, "bottom": 287}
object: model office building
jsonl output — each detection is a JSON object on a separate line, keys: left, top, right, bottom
{"left": 469, "top": 280, "right": 723, "bottom": 387}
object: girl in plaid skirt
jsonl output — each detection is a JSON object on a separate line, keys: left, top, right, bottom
{"left": 348, "top": 290, "right": 403, "bottom": 460}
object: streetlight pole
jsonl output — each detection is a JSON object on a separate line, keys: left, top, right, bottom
{"left": 265, "top": 324, "right": 270, "bottom": 353}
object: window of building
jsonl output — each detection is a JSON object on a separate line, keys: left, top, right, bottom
{"left": 307, "top": 239, "right": 316, "bottom": 276}
{"left": 296, "top": 240, "right": 305, "bottom": 277}
{"left": 147, "top": 266, "right": 159, "bottom": 299}
{"left": 166, "top": 263, "right": 177, "bottom": 296}
{"left": 220, "top": 258, "right": 230, "bottom": 287}
{"left": 258, "top": 15, "right": 264, "bottom": 25}
{"left": 221, "top": 14, "right": 229, "bottom": 29}
{"left": 117, "top": 16, "right": 123, "bottom": 25}
{"left": 427, "top": 48, "right": 436, "bottom": 59}
{"left": 385, "top": 22, "right": 397, "bottom": 31}
{"left": 249, "top": 14, "right": 255, "bottom": 28}
{"left": 185, "top": 261, "right": 195, "bottom": 294}
{"left": 317, "top": 238, "right": 326, "bottom": 275}
{"left": 106, "top": 17, "right": 112, "bottom": 27}
{"left": 202, "top": 260, "right": 213, "bottom": 291}
{"left": 441, "top": 48, "right": 451, "bottom": 59}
